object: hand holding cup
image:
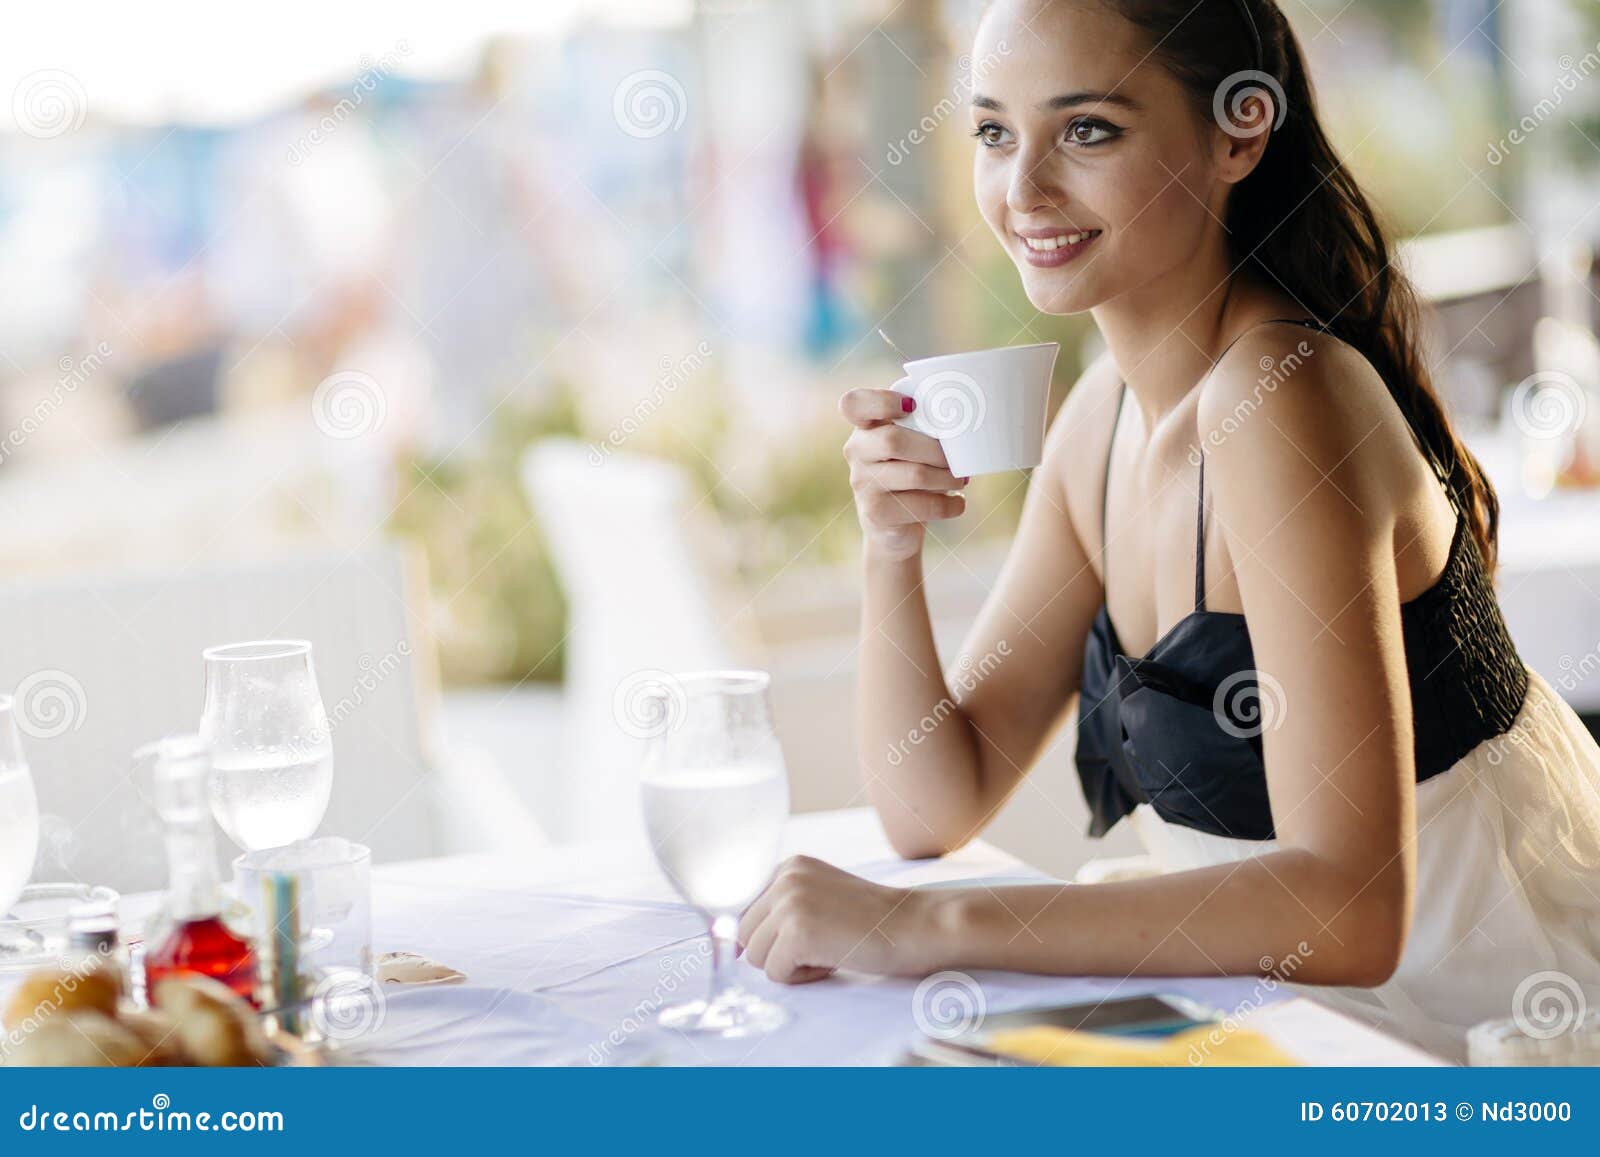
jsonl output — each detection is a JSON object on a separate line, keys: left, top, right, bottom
{"left": 840, "top": 389, "right": 968, "bottom": 563}
{"left": 840, "top": 340, "right": 1058, "bottom": 561}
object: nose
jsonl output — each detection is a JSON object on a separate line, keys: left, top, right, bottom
{"left": 1006, "top": 147, "right": 1060, "bottom": 216}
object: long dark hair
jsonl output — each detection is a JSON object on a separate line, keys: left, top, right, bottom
{"left": 1106, "top": 0, "right": 1500, "bottom": 566}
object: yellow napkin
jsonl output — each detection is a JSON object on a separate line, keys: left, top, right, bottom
{"left": 985, "top": 1023, "right": 1299, "bottom": 1066}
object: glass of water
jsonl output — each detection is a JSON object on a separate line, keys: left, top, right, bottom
{"left": 639, "top": 670, "right": 790, "bottom": 1037}
{"left": 0, "top": 697, "right": 39, "bottom": 921}
{"left": 200, "top": 640, "right": 333, "bottom": 852}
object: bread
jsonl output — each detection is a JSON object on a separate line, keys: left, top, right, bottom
{"left": 3, "top": 965, "right": 120, "bottom": 1033}
{"left": 118, "top": 1009, "right": 190, "bottom": 1066}
{"left": 2, "top": 966, "right": 277, "bottom": 1068}
{"left": 3, "top": 1012, "right": 150, "bottom": 1067}
{"left": 151, "top": 975, "right": 273, "bottom": 1067}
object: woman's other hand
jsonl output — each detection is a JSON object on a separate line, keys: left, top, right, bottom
{"left": 737, "top": 855, "right": 944, "bottom": 983}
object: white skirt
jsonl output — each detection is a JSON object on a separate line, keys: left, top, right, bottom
{"left": 1126, "top": 668, "right": 1600, "bottom": 1063}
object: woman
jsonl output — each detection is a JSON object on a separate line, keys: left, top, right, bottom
{"left": 736, "top": 0, "right": 1600, "bottom": 1059}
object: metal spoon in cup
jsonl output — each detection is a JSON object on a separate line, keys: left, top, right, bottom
{"left": 876, "top": 328, "right": 912, "bottom": 362}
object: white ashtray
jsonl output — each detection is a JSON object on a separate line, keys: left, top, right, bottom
{"left": 0, "top": 883, "right": 120, "bottom": 972}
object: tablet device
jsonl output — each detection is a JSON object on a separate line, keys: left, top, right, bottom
{"left": 909, "top": 993, "right": 1217, "bottom": 1066}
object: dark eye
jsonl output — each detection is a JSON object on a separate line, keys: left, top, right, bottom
{"left": 1065, "top": 117, "right": 1121, "bottom": 147}
{"left": 972, "top": 120, "right": 1011, "bottom": 148}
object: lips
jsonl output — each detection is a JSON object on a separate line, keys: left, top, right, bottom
{"left": 1016, "top": 227, "right": 1102, "bottom": 268}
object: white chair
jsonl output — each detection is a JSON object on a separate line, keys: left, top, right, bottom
{"left": 0, "top": 540, "right": 541, "bottom": 894}
{"left": 520, "top": 439, "right": 761, "bottom": 842}
{"left": 0, "top": 403, "right": 392, "bottom": 581}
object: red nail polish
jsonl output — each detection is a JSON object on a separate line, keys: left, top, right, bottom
{"left": 901, "top": 396, "right": 915, "bottom": 413}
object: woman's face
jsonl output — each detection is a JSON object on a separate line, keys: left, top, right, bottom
{"left": 971, "top": 0, "right": 1227, "bottom": 315}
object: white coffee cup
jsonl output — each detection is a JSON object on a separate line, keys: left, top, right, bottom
{"left": 893, "top": 342, "right": 1059, "bottom": 477}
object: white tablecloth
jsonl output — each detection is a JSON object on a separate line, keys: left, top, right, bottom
{"left": 349, "top": 809, "right": 1440, "bottom": 1066}
{"left": 1, "top": 809, "right": 1440, "bottom": 1066}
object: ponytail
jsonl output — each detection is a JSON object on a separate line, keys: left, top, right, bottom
{"left": 1109, "top": 0, "right": 1500, "bottom": 565}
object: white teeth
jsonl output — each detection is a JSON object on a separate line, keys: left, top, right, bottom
{"left": 1023, "top": 231, "right": 1095, "bottom": 251}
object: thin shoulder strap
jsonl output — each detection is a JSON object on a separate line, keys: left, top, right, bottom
{"left": 1194, "top": 453, "right": 1208, "bottom": 612}
{"left": 1101, "top": 383, "right": 1127, "bottom": 585}
{"left": 1193, "top": 316, "right": 1323, "bottom": 612}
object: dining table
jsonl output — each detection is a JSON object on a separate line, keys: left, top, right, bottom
{"left": 4, "top": 808, "right": 1443, "bottom": 1067}
{"left": 334, "top": 808, "right": 1441, "bottom": 1067}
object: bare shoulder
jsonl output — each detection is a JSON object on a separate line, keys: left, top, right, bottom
{"left": 1042, "top": 347, "right": 1123, "bottom": 492}
{"left": 1196, "top": 323, "right": 1414, "bottom": 528}
{"left": 1032, "top": 348, "right": 1124, "bottom": 555}
{"left": 1196, "top": 324, "right": 1373, "bottom": 459}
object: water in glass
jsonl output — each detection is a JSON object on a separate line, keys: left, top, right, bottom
{"left": 640, "top": 670, "right": 790, "bottom": 1037}
{"left": 199, "top": 641, "right": 333, "bottom": 852}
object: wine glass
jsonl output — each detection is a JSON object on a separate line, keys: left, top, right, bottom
{"left": 638, "top": 670, "right": 790, "bottom": 1037}
{"left": 199, "top": 640, "right": 333, "bottom": 852}
{"left": 0, "top": 695, "right": 40, "bottom": 920}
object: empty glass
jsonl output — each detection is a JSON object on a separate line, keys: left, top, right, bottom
{"left": 639, "top": 670, "right": 790, "bottom": 1037}
{"left": 199, "top": 640, "right": 333, "bottom": 852}
{"left": 0, "top": 696, "right": 39, "bottom": 923}
{"left": 234, "top": 838, "right": 374, "bottom": 1044}
{"left": 233, "top": 838, "right": 372, "bottom": 975}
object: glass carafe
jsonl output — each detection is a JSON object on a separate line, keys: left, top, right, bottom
{"left": 137, "top": 735, "right": 258, "bottom": 1004}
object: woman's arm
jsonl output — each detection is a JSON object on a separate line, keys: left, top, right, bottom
{"left": 915, "top": 335, "right": 1419, "bottom": 985}
{"left": 845, "top": 360, "right": 1119, "bottom": 858}
{"left": 745, "top": 332, "right": 1418, "bottom": 987}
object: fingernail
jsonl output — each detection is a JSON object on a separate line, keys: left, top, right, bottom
{"left": 957, "top": 476, "right": 969, "bottom": 485}
{"left": 901, "top": 396, "right": 915, "bottom": 413}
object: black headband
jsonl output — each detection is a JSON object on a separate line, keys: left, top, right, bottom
{"left": 1233, "top": 0, "right": 1264, "bottom": 73}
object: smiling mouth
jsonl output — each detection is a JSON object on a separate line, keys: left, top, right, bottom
{"left": 1016, "top": 228, "right": 1102, "bottom": 268}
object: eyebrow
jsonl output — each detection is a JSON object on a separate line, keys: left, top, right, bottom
{"left": 971, "top": 90, "right": 1142, "bottom": 112}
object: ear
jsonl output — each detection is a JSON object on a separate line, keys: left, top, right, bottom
{"left": 1211, "top": 86, "right": 1277, "bottom": 184}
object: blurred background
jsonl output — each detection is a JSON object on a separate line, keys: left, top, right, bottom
{"left": 6, "top": 0, "right": 1600, "bottom": 889}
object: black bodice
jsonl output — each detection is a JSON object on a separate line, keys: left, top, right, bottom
{"left": 1074, "top": 323, "right": 1528, "bottom": 841}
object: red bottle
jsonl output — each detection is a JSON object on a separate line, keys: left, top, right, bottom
{"left": 138, "top": 736, "right": 257, "bottom": 1005}
{"left": 145, "top": 915, "right": 257, "bottom": 1003}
